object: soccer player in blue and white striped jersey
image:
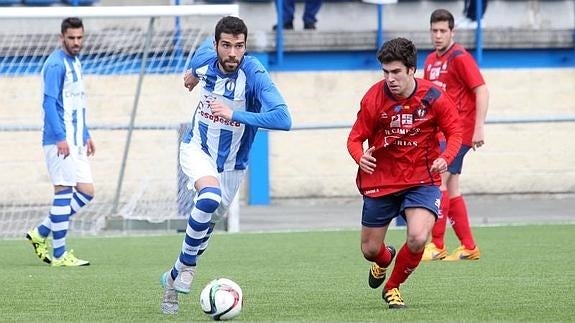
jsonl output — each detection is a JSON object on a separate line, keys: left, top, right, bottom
{"left": 161, "top": 16, "right": 292, "bottom": 314}
{"left": 26, "top": 17, "right": 94, "bottom": 267}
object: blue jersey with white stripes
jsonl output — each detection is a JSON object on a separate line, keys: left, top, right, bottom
{"left": 41, "top": 49, "right": 90, "bottom": 146}
{"left": 182, "top": 40, "right": 291, "bottom": 172}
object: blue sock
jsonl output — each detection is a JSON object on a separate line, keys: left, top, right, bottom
{"left": 70, "top": 190, "right": 93, "bottom": 216}
{"left": 50, "top": 188, "right": 73, "bottom": 258}
{"left": 171, "top": 187, "right": 221, "bottom": 278}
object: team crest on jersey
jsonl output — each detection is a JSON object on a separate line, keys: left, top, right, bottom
{"left": 225, "top": 79, "right": 236, "bottom": 92}
{"left": 415, "top": 105, "right": 427, "bottom": 119}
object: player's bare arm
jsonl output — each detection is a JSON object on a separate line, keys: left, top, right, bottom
{"left": 86, "top": 138, "right": 95, "bottom": 157}
{"left": 209, "top": 100, "right": 233, "bottom": 121}
{"left": 57, "top": 140, "right": 70, "bottom": 158}
{"left": 430, "top": 157, "right": 448, "bottom": 173}
{"left": 183, "top": 70, "right": 199, "bottom": 92}
{"left": 472, "top": 84, "right": 489, "bottom": 150}
{"left": 359, "top": 146, "right": 376, "bottom": 174}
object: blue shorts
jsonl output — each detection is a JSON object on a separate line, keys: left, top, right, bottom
{"left": 439, "top": 141, "right": 472, "bottom": 175}
{"left": 361, "top": 185, "right": 441, "bottom": 228}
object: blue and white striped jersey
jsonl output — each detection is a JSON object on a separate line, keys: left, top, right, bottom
{"left": 41, "top": 49, "right": 89, "bottom": 146}
{"left": 182, "top": 40, "right": 291, "bottom": 172}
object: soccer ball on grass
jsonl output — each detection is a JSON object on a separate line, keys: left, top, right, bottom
{"left": 199, "top": 278, "right": 243, "bottom": 321}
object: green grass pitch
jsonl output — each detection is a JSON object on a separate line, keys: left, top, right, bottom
{"left": 1, "top": 224, "right": 574, "bottom": 322}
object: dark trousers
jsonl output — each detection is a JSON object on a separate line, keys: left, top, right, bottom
{"left": 281, "top": 0, "right": 322, "bottom": 25}
{"left": 464, "top": 0, "right": 488, "bottom": 22}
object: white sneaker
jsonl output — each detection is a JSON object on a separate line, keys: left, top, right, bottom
{"left": 160, "top": 272, "right": 179, "bottom": 314}
{"left": 173, "top": 265, "right": 196, "bottom": 294}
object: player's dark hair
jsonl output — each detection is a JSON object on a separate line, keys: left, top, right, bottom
{"left": 61, "top": 17, "right": 83, "bottom": 34}
{"left": 215, "top": 16, "right": 248, "bottom": 43}
{"left": 430, "top": 9, "right": 454, "bottom": 30}
{"left": 376, "top": 37, "right": 417, "bottom": 72}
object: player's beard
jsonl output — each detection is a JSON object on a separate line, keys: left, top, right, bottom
{"left": 64, "top": 43, "right": 82, "bottom": 57}
{"left": 219, "top": 57, "right": 239, "bottom": 73}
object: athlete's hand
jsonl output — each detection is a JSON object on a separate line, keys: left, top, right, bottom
{"left": 430, "top": 157, "right": 448, "bottom": 173}
{"left": 183, "top": 70, "right": 199, "bottom": 92}
{"left": 209, "top": 100, "right": 233, "bottom": 121}
{"left": 56, "top": 140, "right": 70, "bottom": 159}
{"left": 472, "top": 126, "right": 485, "bottom": 151}
{"left": 359, "top": 146, "right": 377, "bottom": 174}
{"left": 86, "top": 138, "right": 95, "bottom": 157}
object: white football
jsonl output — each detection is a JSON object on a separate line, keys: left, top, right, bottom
{"left": 199, "top": 278, "right": 243, "bottom": 321}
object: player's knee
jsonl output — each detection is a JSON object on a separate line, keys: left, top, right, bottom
{"left": 76, "top": 183, "right": 95, "bottom": 198}
{"left": 361, "top": 243, "right": 380, "bottom": 261}
{"left": 195, "top": 187, "right": 222, "bottom": 213}
{"left": 406, "top": 234, "right": 426, "bottom": 252}
{"left": 82, "top": 189, "right": 95, "bottom": 199}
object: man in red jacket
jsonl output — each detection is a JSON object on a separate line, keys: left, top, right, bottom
{"left": 422, "top": 8, "right": 489, "bottom": 262}
{"left": 347, "top": 37, "right": 462, "bottom": 309}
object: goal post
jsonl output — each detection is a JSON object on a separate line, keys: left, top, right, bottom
{"left": 0, "top": 4, "right": 240, "bottom": 18}
{"left": 0, "top": 4, "right": 242, "bottom": 238}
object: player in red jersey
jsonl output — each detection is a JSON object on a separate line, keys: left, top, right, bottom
{"left": 347, "top": 37, "right": 462, "bottom": 308}
{"left": 421, "top": 8, "right": 489, "bottom": 261}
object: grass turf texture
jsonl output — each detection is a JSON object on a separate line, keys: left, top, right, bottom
{"left": 1, "top": 224, "right": 574, "bottom": 322}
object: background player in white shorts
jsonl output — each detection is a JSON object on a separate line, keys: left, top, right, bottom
{"left": 160, "top": 16, "right": 292, "bottom": 314}
{"left": 26, "top": 17, "right": 94, "bottom": 267}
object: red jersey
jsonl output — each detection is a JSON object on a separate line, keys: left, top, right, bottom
{"left": 423, "top": 43, "right": 485, "bottom": 146}
{"left": 347, "top": 78, "right": 462, "bottom": 198}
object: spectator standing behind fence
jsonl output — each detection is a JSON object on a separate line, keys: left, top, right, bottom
{"left": 26, "top": 17, "right": 94, "bottom": 267}
{"left": 347, "top": 37, "right": 462, "bottom": 308}
{"left": 160, "top": 16, "right": 292, "bottom": 315}
{"left": 272, "top": 0, "right": 323, "bottom": 30}
{"left": 457, "top": 0, "right": 488, "bottom": 29}
{"left": 421, "top": 9, "right": 489, "bottom": 262}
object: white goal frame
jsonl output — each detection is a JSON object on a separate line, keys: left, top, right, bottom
{"left": 0, "top": 5, "right": 239, "bottom": 19}
{"left": 0, "top": 4, "right": 242, "bottom": 234}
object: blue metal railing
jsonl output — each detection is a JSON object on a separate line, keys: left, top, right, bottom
{"left": 475, "top": 0, "right": 484, "bottom": 64}
{"left": 275, "top": 0, "right": 284, "bottom": 66}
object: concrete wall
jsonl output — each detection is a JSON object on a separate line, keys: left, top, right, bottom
{"left": 270, "top": 68, "right": 575, "bottom": 197}
{"left": 1, "top": 68, "right": 574, "bottom": 206}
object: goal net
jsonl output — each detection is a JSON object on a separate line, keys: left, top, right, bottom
{"left": 0, "top": 4, "right": 240, "bottom": 238}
